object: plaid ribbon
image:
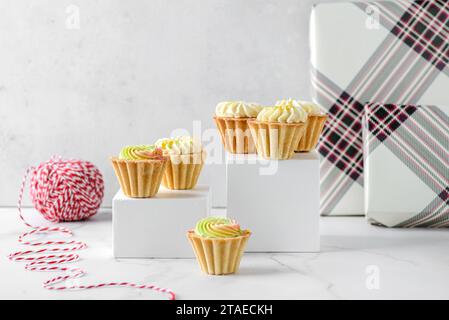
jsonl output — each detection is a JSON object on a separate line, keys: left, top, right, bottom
{"left": 312, "top": 0, "right": 449, "bottom": 214}
{"left": 365, "top": 103, "right": 449, "bottom": 227}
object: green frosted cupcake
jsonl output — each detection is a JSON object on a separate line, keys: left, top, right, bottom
{"left": 187, "top": 216, "right": 251, "bottom": 275}
{"left": 111, "top": 145, "right": 167, "bottom": 198}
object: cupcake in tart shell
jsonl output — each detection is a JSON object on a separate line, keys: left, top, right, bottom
{"left": 110, "top": 145, "right": 168, "bottom": 198}
{"left": 213, "top": 101, "right": 263, "bottom": 154}
{"left": 248, "top": 100, "right": 308, "bottom": 160}
{"left": 296, "top": 100, "right": 328, "bottom": 152}
{"left": 155, "top": 136, "right": 206, "bottom": 190}
{"left": 187, "top": 216, "right": 251, "bottom": 275}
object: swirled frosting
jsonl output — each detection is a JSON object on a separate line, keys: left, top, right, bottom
{"left": 257, "top": 99, "right": 307, "bottom": 123}
{"left": 155, "top": 136, "right": 202, "bottom": 155}
{"left": 194, "top": 216, "right": 245, "bottom": 238}
{"left": 215, "top": 101, "right": 263, "bottom": 118}
{"left": 298, "top": 100, "right": 324, "bottom": 116}
{"left": 119, "top": 145, "right": 165, "bottom": 160}
{"left": 275, "top": 98, "right": 302, "bottom": 109}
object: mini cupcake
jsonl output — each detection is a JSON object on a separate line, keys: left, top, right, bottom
{"left": 110, "top": 145, "right": 168, "bottom": 198}
{"left": 296, "top": 100, "right": 328, "bottom": 152}
{"left": 248, "top": 99, "right": 308, "bottom": 160}
{"left": 155, "top": 136, "right": 206, "bottom": 190}
{"left": 187, "top": 216, "right": 251, "bottom": 275}
{"left": 213, "top": 101, "right": 263, "bottom": 154}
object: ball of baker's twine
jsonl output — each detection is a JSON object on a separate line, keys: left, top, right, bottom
{"left": 29, "top": 156, "right": 104, "bottom": 223}
{"left": 8, "top": 156, "right": 175, "bottom": 300}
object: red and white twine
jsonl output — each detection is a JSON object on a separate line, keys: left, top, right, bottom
{"left": 7, "top": 156, "right": 175, "bottom": 300}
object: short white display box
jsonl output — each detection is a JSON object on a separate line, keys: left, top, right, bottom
{"left": 112, "top": 185, "right": 211, "bottom": 258}
{"left": 226, "top": 152, "right": 320, "bottom": 252}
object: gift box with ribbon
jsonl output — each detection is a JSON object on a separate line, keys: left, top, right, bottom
{"left": 363, "top": 103, "right": 449, "bottom": 227}
{"left": 311, "top": 0, "right": 449, "bottom": 215}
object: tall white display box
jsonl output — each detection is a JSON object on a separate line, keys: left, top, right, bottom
{"left": 113, "top": 185, "right": 211, "bottom": 258}
{"left": 227, "top": 152, "right": 320, "bottom": 252}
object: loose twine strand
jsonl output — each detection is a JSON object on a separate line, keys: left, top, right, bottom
{"left": 7, "top": 157, "right": 176, "bottom": 300}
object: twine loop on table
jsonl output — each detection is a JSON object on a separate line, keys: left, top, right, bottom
{"left": 7, "top": 156, "right": 175, "bottom": 300}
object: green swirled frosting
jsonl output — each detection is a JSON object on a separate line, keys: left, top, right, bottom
{"left": 194, "top": 216, "right": 245, "bottom": 238}
{"left": 119, "top": 145, "right": 163, "bottom": 160}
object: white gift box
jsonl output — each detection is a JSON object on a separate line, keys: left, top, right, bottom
{"left": 226, "top": 152, "right": 320, "bottom": 252}
{"left": 112, "top": 185, "right": 211, "bottom": 258}
{"left": 364, "top": 103, "right": 449, "bottom": 228}
{"left": 311, "top": 1, "right": 449, "bottom": 215}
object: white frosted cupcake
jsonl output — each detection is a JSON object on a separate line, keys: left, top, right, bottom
{"left": 155, "top": 136, "right": 205, "bottom": 190}
{"left": 213, "top": 101, "right": 263, "bottom": 154}
{"left": 248, "top": 99, "right": 308, "bottom": 160}
{"left": 296, "top": 100, "right": 328, "bottom": 152}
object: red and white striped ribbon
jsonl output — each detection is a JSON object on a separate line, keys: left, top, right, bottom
{"left": 8, "top": 163, "right": 176, "bottom": 300}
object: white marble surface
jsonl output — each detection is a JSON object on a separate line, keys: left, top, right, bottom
{"left": 1, "top": 208, "right": 449, "bottom": 300}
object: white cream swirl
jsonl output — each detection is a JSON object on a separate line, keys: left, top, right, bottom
{"left": 257, "top": 101, "right": 307, "bottom": 123}
{"left": 298, "top": 100, "right": 324, "bottom": 116}
{"left": 215, "top": 101, "right": 263, "bottom": 118}
{"left": 155, "top": 136, "right": 202, "bottom": 155}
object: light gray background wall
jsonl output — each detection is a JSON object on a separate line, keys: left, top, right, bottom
{"left": 0, "top": 0, "right": 347, "bottom": 207}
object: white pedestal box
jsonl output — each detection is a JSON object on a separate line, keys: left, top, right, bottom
{"left": 112, "top": 185, "right": 211, "bottom": 258}
{"left": 226, "top": 152, "right": 320, "bottom": 252}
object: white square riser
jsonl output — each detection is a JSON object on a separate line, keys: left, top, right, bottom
{"left": 112, "top": 185, "right": 211, "bottom": 258}
{"left": 227, "top": 152, "right": 320, "bottom": 252}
